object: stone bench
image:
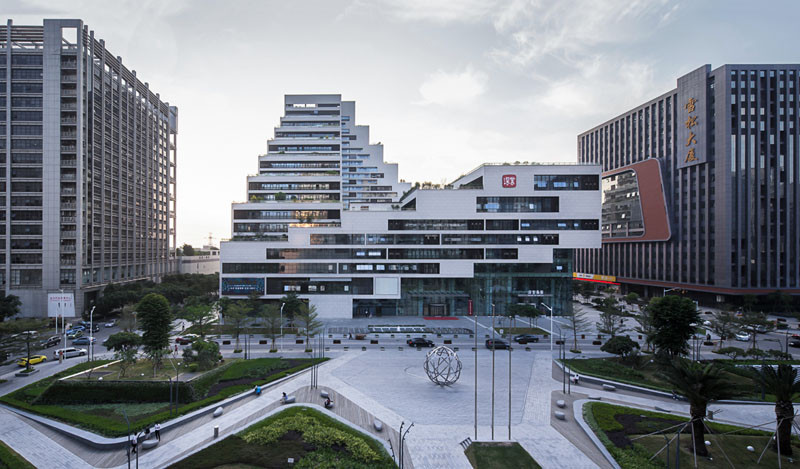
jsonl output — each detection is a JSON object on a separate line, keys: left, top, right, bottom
{"left": 602, "top": 384, "right": 616, "bottom": 392}
{"left": 213, "top": 406, "right": 224, "bottom": 417}
{"left": 320, "top": 391, "right": 329, "bottom": 399}
{"left": 283, "top": 396, "right": 296, "bottom": 404}
{"left": 554, "top": 410, "right": 566, "bottom": 420}
{"left": 142, "top": 439, "right": 159, "bottom": 450}
{"left": 556, "top": 400, "right": 566, "bottom": 408}
{"left": 374, "top": 420, "right": 383, "bottom": 432}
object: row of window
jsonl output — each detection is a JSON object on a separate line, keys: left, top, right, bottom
{"left": 248, "top": 182, "right": 340, "bottom": 191}
{"left": 233, "top": 210, "right": 340, "bottom": 220}
{"left": 263, "top": 247, "right": 525, "bottom": 260}
{"left": 533, "top": 174, "right": 599, "bottom": 190}
{"left": 0, "top": 111, "right": 43, "bottom": 121}
{"left": 0, "top": 55, "right": 43, "bottom": 66}
{"left": 0, "top": 97, "right": 43, "bottom": 107}
{"left": 0, "top": 83, "right": 44, "bottom": 94}
{"left": 222, "top": 262, "right": 440, "bottom": 274}
{"left": 259, "top": 161, "right": 339, "bottom": 169}
{"left": 387, "top": 219, "right": 523, "bottom": 231}
{"left": 309, "top": 233, "right": 561, "bottom": 245}
{"left": 476, "top": 197, "right": 559, "bottom": 213}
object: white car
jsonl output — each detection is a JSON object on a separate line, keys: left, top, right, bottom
{"left": 702, "top": 320, "right": 712, "bottom": 327}
{"left": 104, "top": 320, "right": 116, "bottom": 327}
{"left": 735, "top": 332, "right": 751, "bottom": 342}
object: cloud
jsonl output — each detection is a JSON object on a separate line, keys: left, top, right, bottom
{"left": 418, "top": 66, "right": 488, "bottom": 106}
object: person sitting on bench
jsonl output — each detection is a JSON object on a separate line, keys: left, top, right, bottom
{"left": 570, "top": 374, "right": 580, "bottom": 384}
{"left": 324, "top": 397, "right": 333, "bottom": 409}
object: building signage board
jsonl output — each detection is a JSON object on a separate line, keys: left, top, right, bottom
{"left": 677, "top": 66, "right": 709, "bottom": 169}
{"left": 573, "top": 272, "right": 617, "bottom": 283}
{"left": 501, "top": 174, "right": 516, "bottom": 188}
{"left": 48, "top": 292, "right": 75, "bottom": 318}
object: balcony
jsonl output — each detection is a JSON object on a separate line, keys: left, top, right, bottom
{"left": 60, "top": 188, "right": 76, "bottom": 195}
{"left": 61, "top": 117, "right": 77, "bottom": 125}
{"left": 60, "top": 258, "right": 76, "bottom": 266}
{"left": 61, "top": 145, "right": 77, "bottom": 153}
{"left": 61, "top": 245, "right": 76, "bottom": 253}
{"left": 61, "top": 60, "right": 78, "bottom": 69}
{"left": 61, "top": 89, "right": 77, "bottom": 97}
{"left": 61, "top": 74, "right": 77, "bottom": 82}
{"left": 61, "top": 202, "right": 76, "bottom": 209}
{"left": 61, "top": 159, "right": 77, "bottom": 167}
{"left": 61, "top": 102, "right": 77, "bottom": 110}
{"left": 61, "top": 130, "right": 77, "bottom": 138}
{"left": 61, "top": 173, "right": 76, "bottom": 181}
{"left": 61, "top": 231, "right": 76, "bottom": 238}
{"left": 61, "top": 216, "right": 77, "bottom": 223}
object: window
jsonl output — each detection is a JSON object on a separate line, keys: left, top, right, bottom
{"left": 10, "top": 269, "right": 41, "bottom": 286}
{"left": 520, "top": 219, "right": 599, "bottom": 230}
{"left": 10, "top": 97, "right": 42, "bottom": 108}
{"left": 485, "top": 219, "right": 519, "bottom": 230}
{"left": 11, "top": 69, "right": 42, "bottom": 80}
{"left": 10, "top": 83, "right": 43, "bottom": 93}
{"left": 11, "top": 125, "right": 41, "bottom": 136}
{"left": 11, "top": 55, "right": 43, "bottom": 65}
{"left": 388, "top": 219, "right": 484, "bottom": 231}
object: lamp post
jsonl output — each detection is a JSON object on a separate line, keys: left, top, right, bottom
{"left": 89, "top": 306, "right": 95, "bottom": 362}
{"left": 280, "top": 302, "right": 285, "bottom": 352}
{"left": 491, "top": 303, "right": 495, "bottom": 440}
{"left": 540, "top": 302, "right": 553, "bottom": 351}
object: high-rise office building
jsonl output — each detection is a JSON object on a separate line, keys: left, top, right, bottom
{"left": 220, "top": 94, "right": 601, "bottom": 318}
{"left": 576, "top": 64, "right": 800, "bottom": 303}
{"left": 1, "top": 19, "right": 178, "bottom": 315}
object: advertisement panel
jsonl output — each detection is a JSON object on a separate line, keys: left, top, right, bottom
{"left": 48, "top": 292, "right": 76, "bottom": 317}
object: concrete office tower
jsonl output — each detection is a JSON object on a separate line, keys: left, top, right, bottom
{"left": 1, "top": 19, "right": 178, "bottom": 315}
{"left": 576, "top": 64, "right": 800, "bottom": 303}
{"left": 221, "top": 94, "right": 601, "bottom": 318}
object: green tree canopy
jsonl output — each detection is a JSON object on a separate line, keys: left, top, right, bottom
{"left": 296, "top": 303, "right": 322, "bottom": 350}
{"left": 137, "top": 293, "right": 172, "bottom": 375}
{"left": 104, "top": 331, "right": 142, "bottom": 377}
{"left": 0, "top": 293, "right": 22, "bottom": 322}
{"left": 280, "top": 292, "right": 303, "bottom": 322}
{"left": 601, "top": 335, "right": 639, "bottom": 359}
{"left": 181, "top": 303, "right": 216, "bottom": 339}
{"left": 183, "top": 339, "right": 220, "bottom": 371}
{"left": 648, "top": 295, "right": 699, "bottom": 358}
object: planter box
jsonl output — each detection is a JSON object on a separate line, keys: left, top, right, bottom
{"left": 370, "top": 339, "right": 378, "bottom": 344}
{"left": 592, "top": 340, "right": 602, "bottom": 346}
{"left": 15, "top": 368, "right": 39, "bottom": 377}
{"left": 444, "top": 339, "right": 452, "bottom": 344}
{"left": 454, "top": 334, "right": 459, "bottom": 338}
{"left": 222, "top": 340, "right": 231, "bottom": 345}
{"left": 704, "top": 341, "right": 715, "bottom": 346}
{"left": 333, "top": 339, "right": 341, "bottom": 344}
{"left": 555, "top": 340, "right": 564, "bottom": 345}
{"left": 296, "top": 339, "right": 304, "bottom": 344}
{"left": 361, "top": 346, "right": 367, "bottom": 351}
{"left": 581, "top": 334, "right": 585, "bottom": 339}
{"left": 259, "top": 340, "right": 267, "bottom": 345}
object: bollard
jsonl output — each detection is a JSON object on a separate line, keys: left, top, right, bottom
{"left": 214, "top": 425, "right": 219, "bottom": 438}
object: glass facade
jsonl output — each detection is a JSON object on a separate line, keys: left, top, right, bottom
{"left": 601, "top": 170, "right": 644, "bottom": 239}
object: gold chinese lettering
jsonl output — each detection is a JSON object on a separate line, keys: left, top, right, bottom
{"left": 685, "top": 115, "right": 698, "bottom": 129}
{"left": 685, "top": 148, "right": 698, "bottom": 163}
{"left": 686, "top": 132, "right": 697, "bottom": 147}
{"left": 685, "top": 98, "right": 697, "bottom": 113}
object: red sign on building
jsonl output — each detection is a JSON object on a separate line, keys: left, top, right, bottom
{"left": 502, "top": 174, "right": 516, "bottom": 188}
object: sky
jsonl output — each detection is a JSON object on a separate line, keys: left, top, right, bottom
{"left": 4, "top": 0, "right": 800, "bottom": 248}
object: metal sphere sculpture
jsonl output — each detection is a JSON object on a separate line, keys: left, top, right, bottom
{"left": 424, "top": 346, "right": 462, "bottom": 386}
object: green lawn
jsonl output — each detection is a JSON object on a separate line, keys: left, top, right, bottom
{"left": 501, "top": 327, "right": 550, "bottom": 336}
{"left": 169, "top": 406, "right": 394, "bottom": 469}
{"left": 584, "top": 402, "right": 796, "bottom": 469}
{"left": 465, "top": 442, "right": 541, "bottom": 469}
{"left": 0, "top": 440, "right": 35, "bottom": 469}
{"left": 0, "top": 357, "right": 325, "bottom": 436}
{"left": 65, "top": 357, "right": 190, "bottom": 381}
{"left": 563, "top": 357, "right": 769, "bottom": 400}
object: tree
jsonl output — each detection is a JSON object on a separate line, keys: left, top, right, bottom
{"left": 661, "top": 361, "right": 737, "bottom": 457}
{"left": 119, "top": 304, "right": 137, "bottom": 332}
{"left": 260, "top": 303, "right": 282, "bottom": 352}
{"left": 508, "top": 304, "right": 542, "bottom": 327}
{"left": 601, "top": 336, "right": 640, "bottom": 360}
{"left": 296, "top": 303, "right": 322, "bottom": 350}
{"left": 710, "top": 312, "right": 738, "bottom": 350}
{"left": 648, "top": 296, "right": 699, "bottom": 358}
{"left": 224, "top": 302, "right": 248, "bottom": 351}
{"left": 596, "top": 297, "right": 626, "bottom": 337}
{"left": 750, "top": 365, "right": 800, "bottom": 456}
{"left": 137, "top": 293, "right": 172, "bottom": 376}
{"left": 624, "top": 292, "right": 640, "bottom": 305}
{"left": 564, "top": 305, "right": 590, "bottom": 352}
{"left": 181, "top": 303, "right": 216, "bottom": 339}
{"left": 183, "top": 339, "right": 220, "bottom": 371}
{"left": 3, "top": 319, "right": 47, "bottom": 372}
{"left": 717, "top": 346, "right": 746, "bottom": 360}
{"left": 181, "top": 244, "right": 195, "bottom": 256}
{"left": 634, "top": 307, "right": 657, "bottom": 352}
{"left": 0, "top": 293, "right": 21, "bottom": 322}
{"left": 104, "top": 332, "right": 142, "bottom": 377}
{"left": 736, "top": 310, "right": 774, "bottom": 350}
{"left": 274, "top": 191, "right": 287, "bottom": 201}
{"left": 280, "top": 292, "right": 303, "bottom": 323}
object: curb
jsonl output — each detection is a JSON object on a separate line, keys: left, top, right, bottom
{"left": 573, "top": 399, "right": 621, "bottom": 469}
{"left": 0, "top": 360, "right": 322, "bottom": 449}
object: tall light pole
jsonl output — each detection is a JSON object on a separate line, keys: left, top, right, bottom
{"left": 474, "top": 300, "right": 478, "bottom": 441}
{"left": 280, "top": 302, "right": 285, "bottom": 352}
{"left": 540, "top": 302, "right": 553, "bottom": 351}
{"left": 508, "top": 313, "right": 513, "bottom": 440}
{"left": 89, "top": 306, "right": 95, "bottom": 362}
{"left": 491, "top": 302, "right": 495, "bottom": 440}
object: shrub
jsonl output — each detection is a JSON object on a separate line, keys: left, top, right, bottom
{"left": 716, "top": 346, "right": 746, "bottom": 360}
{"left": 600, "top": 336, "right": 639, "bottom": 359}
{"left": 35, "top": 380, "right": 196, "bottom": 405}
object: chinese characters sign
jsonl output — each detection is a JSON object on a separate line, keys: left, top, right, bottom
{"left": 677, "top": 66, "right": 708, "bottom": 168}
{"left": 501, "top": 174, "right": 516, "bottom": 188}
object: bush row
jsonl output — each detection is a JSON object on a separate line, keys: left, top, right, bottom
{"left": 35, "top": 379, "right": 196, "bottom": 405}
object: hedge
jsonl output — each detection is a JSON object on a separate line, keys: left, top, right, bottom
{"left": 35, "top": 380, "right": 196, "bottom": 405}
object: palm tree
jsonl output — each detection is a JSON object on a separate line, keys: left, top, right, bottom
{"left": 750, "top": 364, "right": 800, "bottom": 456}
{"left": 661, "top": 360, "right": 737, "bottom": 457}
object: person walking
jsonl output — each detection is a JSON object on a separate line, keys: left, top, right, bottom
{"left": 131, "top": 433, "right": 138, "bottom": 454}
{"left": 154, "top": 423, "right": 161, "bottom": 441}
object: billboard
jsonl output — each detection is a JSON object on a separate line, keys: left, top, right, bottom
{"left": 48, "top": 292, "right": 76, "bottom": 317}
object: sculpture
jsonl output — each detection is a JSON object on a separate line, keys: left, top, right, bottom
{"left": 424, "top": 346, "right": 462, "bottom": 386}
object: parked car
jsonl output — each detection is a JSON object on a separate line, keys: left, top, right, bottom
{"left": 485, "top": 339, "right": 510, "bottom": 350}
{"left": 66, "top": 329, "right": 83, "bottom": 339}
{"left": 789, "top": 339, "right": 800, "bottom": 348}
{"left": 702, "top": 320, "right": 712, "bottom": 327}
{"left": 16, "top": 355, "right": 47, "bottom": 367}
{"left": 91, "top": 324, "right": 100, "bottom": 333}
{"left": 512, "top": 334, "right": 539, "bottom": 344}
{"left": 735, "top": 332, "right": 751, "bottom": 342}
{"left": 41, "top": 336, "right": 61, "bottom": 348}
{"left": 406, "top": 338, "right": 434, "bottom": 347}
{"left": 175, "top": 334, "right": 199, "bottom": 345}
{"left": 53, "top": 347, "right": 87, "bottom": 359}
{"left": 72, "top": 337, "right": 96, "bottom": 346}
{"left": 104, "top": 319, "right": 117, "bottom": 328}
{"left": 71, "top": 325, "right": 86, "bottom": 332}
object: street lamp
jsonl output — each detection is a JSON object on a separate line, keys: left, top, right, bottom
{"left": 540, "top": 302, "right": 553, "bottom": 351}
{"left": 280, "top": 302, "right": 285, "bottom": 352}
{"left": 89, "top": 306, "right": 95, "bottom": 362}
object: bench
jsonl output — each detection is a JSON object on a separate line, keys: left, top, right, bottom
{"left": 554, "top": 410, "right": 566, "bottom": 420}
{"left": 282, "top": 396, "right": 296, "bottom": 404}
{"left": 142, "top": 438, "right": 159, "bottom": 450}
{"left": 320, "top": 391, "right": 329, "bottom": 398}
{"left": 374, "top": 420, "right": 384, "bottom": 432}
{"left": 213, "top": 406, "right": 224, "bottom": 417}
{"left": 556, "top": 400, "right": 566, "bottom": 408}
{"left": 602, "top": 384, "right": 616, "bottom": 392}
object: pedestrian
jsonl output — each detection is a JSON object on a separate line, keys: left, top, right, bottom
{"left": 281, "top": 392, "right": 287, "bottom": 403}
{"left": 154, "top": 423, "right": 161, "bottom": 441}
{"left": 131, "top": 433, "right": 138, "bottom": 454}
